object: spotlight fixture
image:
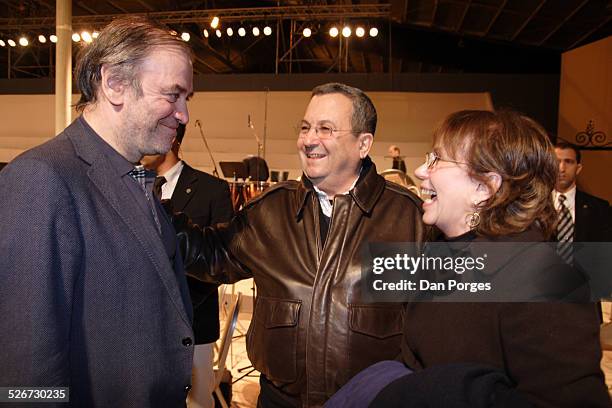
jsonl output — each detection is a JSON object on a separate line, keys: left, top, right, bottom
{"left": 92, "top": 31, "right": 99, "bottom": 39}
{"left": 211, "top": 16, "right": 219, "bottom": 29}
{"left": 263, "top": 26, "right": 272, "bottom": 36}
{"left": 181, "top": 32, "right": 190, "bottom": 42}
{"left": 356, "top": 27, "right": 365, "bottom": 38}
{"left": 203, "top": 29, "right": 209, "bottom": 38}
{"left": 342, "top": 26, "right": 351, "bottom": 38}
{"left": 226, "top": 27, "right": 233, "bottom": 36}
{"left": 329, "top": 27, "right": 339, "bottom": 38}
{"left": 38, "top": 34, "right": 47, "bottom": 43}
{"left": 215, "top": 29, "right": 221, "bottom": 38}
{"left": 252, "top": 27, "right": 260, "bottom": 36}
{"left": 238, "top": 27, "right": 246, "bottom": 37}
{"left": 50, "top": 35, "right": 57, "bottom": 43}
{"left": 169, "top": 30, "right": 178, "bottom": 36}
{"left": 303, "top": 28, "right": 312, "bottom": 38}
{"left": 81, "top": 31, "right": 93, "bottom": 43}
{"left": 0, "top": 40, "right": 5, "bottom": 47}
{"left": 72, "top": 33, "right": 81, "bottom": 42}
{"left": 18, "top": 36, "right": 29, "bottom": 46}
{"left": 8, "top": 39, "right": 16, "bottom": 47}
{"left": 369, "top": 27, "right": 378, "bottom": 37}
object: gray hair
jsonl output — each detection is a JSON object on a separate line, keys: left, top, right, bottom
{"left": 74, "top": 16, "right": 192, "bottom": 112}
{"left": 311, "top": 82, "right": 377, "bottom": 136}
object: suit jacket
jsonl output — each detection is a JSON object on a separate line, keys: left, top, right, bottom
{"left": 171, "top": 163, "right": 233, "bottom": 344}
{"left": 0, "top": 118, "right": 194, "bottom": 407}
{"left": 575, "top": 189, "right": 611, "bottom": 242}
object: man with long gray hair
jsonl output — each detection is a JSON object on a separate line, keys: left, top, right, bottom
{"left": 0, "top": 16, "right": 195, "bottom": 407}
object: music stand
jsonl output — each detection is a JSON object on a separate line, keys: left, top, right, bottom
{"left": 220, "top": 161, "right": 248, "bottom": 180}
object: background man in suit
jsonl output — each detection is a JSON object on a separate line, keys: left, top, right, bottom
{"left": 143, "top": 124, "right": 233, "bottom": 408}
{"left": 554, "top": 141, "right": 611, "bottom": 243}
{"left": 554, "top": 141, "right": 612, "bottom": 322}
{"left": 0, "top": 16, "right": 195, "bottom": 407}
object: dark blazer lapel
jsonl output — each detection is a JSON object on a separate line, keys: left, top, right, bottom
{"left": 172, "top": 163, "right": 199, "bottom": 212}
{"left": 66, "top": 121, "right": 191, "bottom": 326}
{"left": 575, "top": 191, "right": 588, "bottom": 242}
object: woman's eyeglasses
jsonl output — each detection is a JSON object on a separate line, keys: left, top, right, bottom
{"left": 424, "top": 152, "right": 467, "bottom": 169}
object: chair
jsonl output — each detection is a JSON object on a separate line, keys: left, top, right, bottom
{"left": 213, "top": 292, "right": 242, "bottom": 408}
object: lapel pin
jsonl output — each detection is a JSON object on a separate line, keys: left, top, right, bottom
{"left": 186, "top": 188, "right": 192, "bottom": 194}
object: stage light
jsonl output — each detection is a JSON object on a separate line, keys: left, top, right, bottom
{"left": 369, "top": 27, "right": 378, "bottom": 37}
{"left": 50, "top": 35, "right": 57, "bottom": 43}
{"left": 252, "top": 27, "right": 260, "bottom": 36}
{"left": 342, "top": 26, "right": 351, "bottom": 38}
{"left": 169, "top": 30, "right": 177, "bottom": 36}
{"left": 0, "top": 40, "right": 5, "bottom": 47}
{"left": 8, "top": 39, "right": 16, "bottom": 47}
{"left": 92, "top": 31, "right": 99, "bottom": 39}
{"left": 211, "top": 16, "right": 219, "bottom": 29}
{"left": 238, "top": 27, "right": 246, "bottom": 37}
{"left": 303, "top": 28, "right": 312, "bottom": 37}
{"left": 203, "top": 29, "right": 209, "bottom": 38}
{"left": 227, "top": 27, "right": 233, "bottom": 36}
{"left": 18, "top": 36, "right": 29, "bottom": 46}
{"left": 329, "top": 27, "right": 339, "bottom": 38}
{"left": 81, "top": 31, "right": 93, "bottom": 43}
{"left": 263, "top": 26, "right": 272, "bottom": 36}
{"left": 181, "top": 32, "right": 190, "bottom": 42}
{"left": 356, "top": 27, "right": 365, "bottom": 38}
{"left": 38, "top": 35, "right": 47, "bottom": 43}
{"left": 215, "top": 29, "right": 222, "bottom": 38}
{"left": 72, "top": 33, "right": 80, "bottom": 42}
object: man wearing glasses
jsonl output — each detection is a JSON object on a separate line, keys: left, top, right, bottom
{"left": 177, "top": 83, "right": 426, "bottom": 407}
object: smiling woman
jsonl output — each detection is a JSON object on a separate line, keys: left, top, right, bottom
{"left": 394, "top": 110, "right": 609, "bottom": 407}
{"left": 328, "top": 110, "right": 610, "bottom": 408}
{"left": 415, "top": 110, "right": 558, "bottom": 239}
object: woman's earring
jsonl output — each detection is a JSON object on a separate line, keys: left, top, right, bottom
{"left": 466, "top": 201, "right": 481, "bottom": 229}
{"left": 465, "top": 212, "right": 480, "bottom": 229}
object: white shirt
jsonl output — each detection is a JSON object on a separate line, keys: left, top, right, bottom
{"left": 553, "top": 185, "right": 576, "bottom": 222}
{"left": 312, "top": 175, "right": 360, "bottom": 218}
{"left": 159, "top": 160, "right": 184, "bottom": 200}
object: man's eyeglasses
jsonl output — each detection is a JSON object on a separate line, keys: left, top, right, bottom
{"left": 424, "top": 152, "right": 467, "bottom": 169}
{"left": 296, "top": 123, "right": 353, "bottom": 139}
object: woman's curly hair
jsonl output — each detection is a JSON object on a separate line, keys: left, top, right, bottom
{"left": 433, "top": 109, "right": 558, "bottom": 238}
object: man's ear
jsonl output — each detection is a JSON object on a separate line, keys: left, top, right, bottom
{"left": 576, "top": 163, "right": 583, "bottom": 177}
{"left": 100, "top": 65, "right": 127, "bottom": 106}
{"left": 358, "top": 133, "right": 374, "bottom": 159}
{"left": 475, "top": 172, "right": 502, "bottom": 204}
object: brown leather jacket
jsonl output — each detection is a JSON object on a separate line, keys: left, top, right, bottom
{"left": 179, "top": 158, "right": 426, "bottom": 407}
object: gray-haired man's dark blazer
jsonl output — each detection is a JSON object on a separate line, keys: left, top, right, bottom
{"left": 0, "top": 118, "right": 194, "bottom": 407}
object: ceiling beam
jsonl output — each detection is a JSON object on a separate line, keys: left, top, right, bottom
{"left": 134, "top": 0, "right": 155, "bottom": 12}
{"left": 484, "top": 0, "right": 507, "bottom": 36}
{"left": 455, "top": 0, "right": 472, "bottom": 32}
{"left": 106, "top": 1, "right": 130, "bottom": 14}
{"left": 568, "top": 14, "right": 612, "bottom": 49}
{"left": 537, "top": 0, "right": 589, "bottom": 46}
{"left": 430, "top": 0, "right": 438, "bottom": 27}
{"left": 511, "top": 0, "right": 546, "bottom": 41}
{"left": 76, "top": 2, "right": 99, "bottom": 15}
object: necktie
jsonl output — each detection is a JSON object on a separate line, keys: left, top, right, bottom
{"left": 153, "top": 176, "right": 167, "bottom": 200}
{"left": 556, "top": 194, "right": 574, "bottom": 264}
{"left": 127, "top": 165, "right": 147, "bottom": 189}
{"left": 128, "top": 165, "right": 162, "bottom": 234}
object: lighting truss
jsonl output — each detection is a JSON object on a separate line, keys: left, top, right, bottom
{"left": 0, "top": 4, "right": 391, "bottom": 30}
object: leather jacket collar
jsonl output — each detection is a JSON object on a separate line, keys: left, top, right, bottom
{"left": 294, "top": 156, "right": 384, "bottom": 219}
